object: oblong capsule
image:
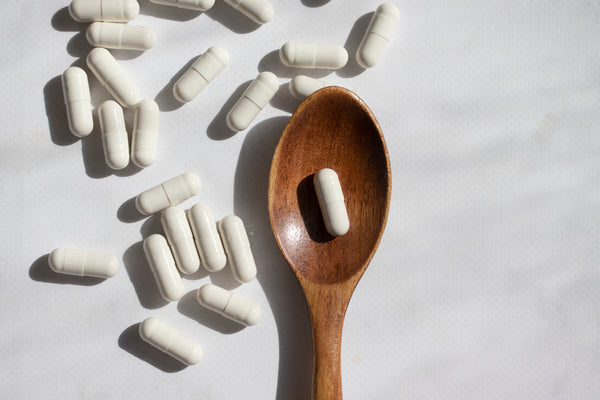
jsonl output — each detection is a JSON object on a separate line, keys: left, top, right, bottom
{"left": 98, "top": 100, "right": 129, "bottom": 170}
{"left": 136, "top": 172, "right": 202, "bottom": 215}
{"left": 87, "top": 47, "right": 141, "bottom": 108}
{"left": 149, "top": 0, "right": 215, "bottom": 11}
{"left": 187, "top": 203, "right": 226, "bottom": 272}
{"left": 289, "top": 75, "right": 329, "bottom": 100}
{"left": 172, "top": 46, "right": 228, "bottom": 103}
{"left": 197, "top": 284, "right": 261, "bottom": 326}
{"left": 86, "top": 22, "right": 156, "bottom": 51}
{"left": 69, "top": 0, "right": 140, "bottom": 22}
{"left": 314, "top": 168, "right": 349, "bottom": 237}
{"left": 218, "top": 215, "right": 256, "bottom": 283}
{"left": 48, "top": 248, "right": 119, "bottom": 278}
{"left": 226, "top": 72, "right": 278, "bottom": 132}
{"left": 222, "top": 0, "right": 273, "bottom": 24}
{"left": 161, "top": 206, "right": 200, "bottom": 274}
{"left": 279, "top": 42, "right": 348, "bottom": 69}
{"left": 139, "top": 317, "right": 203, "bottom": 365}
{"left": 143, "top": 234, "right": 184, "bottom": 302}
{"left": 356, "top": 3, "right": 400, "bottom": 68}
{"left": 61, "top": 67, "right": 93, "bottom": 137}
{"left": 131, "top": 99, "right": 159, "bottom": 168}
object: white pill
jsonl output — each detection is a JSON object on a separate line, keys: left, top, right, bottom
{"left": 149, "top": 0, "right": 214, "bottom": 11}
{"left": 173, "top": 46, "right": 228, "bottom": 103}
{"left": 226, "top": 72, "right": 278, "bottom": 132}
{"left": 143, "top": 234, "right": 184, "bottom": 302}
{"left": 139, "top": 317, "right": 203, "bottom": 365}
{"left": 197, "top": 284, "right": 261, "bottom": 326}
{"left": 61, "top": 67, "right": 93, "bottom": 137}
{"left": 314, "top": 168, "right": 349, "bottom": 236}
{"left": 136, "top": 173, "right": 202, "bottom": 215}
{"left": 87, "top": 47, "right": 141, "bottom": 108}
{"left": 86, "top": 22, "right": 156, "bottom": 51}
{"left": 131, "top": 99, "right": 159, "bottom": 168}
{"left": 69, "top": 0, "right": 139, "bottom": 22}
{"left": 187, "top": 203, "right": 226, "bottom": 272}
{"left": 279, "top": 42, "right": 348, "bottom": 69}
{"left": 289, "top": 75, "right": 329, "bottom": 100}
{"left": 218, "top": 215, "right": 256, "bottom": 283}
{"left": 356, "top": 3, "right": 400, "bottom": 68}
{"left": 161, "top": 206, "right": 200, "bottom": 274}
{"left": 98, "top": 100, "right": 129, "bottom": 170}
{"left": 222, "top": 0, "right": 273, "bottom": 24}
{"left": 48, "top": 248, "right": 119, "bottom": 278}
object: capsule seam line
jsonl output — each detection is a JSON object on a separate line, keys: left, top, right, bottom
{"left": 80, "top": 251, "right": 88, "bottom": 276}
{"left": 370, "top": 31, "right": 390, "bottom": 42}
{"left": 245, "top": 96, "right": 263, "bottom": 111}
{"left": 160, "top": 184, "right": 173, "bottom": 206}
{"left": 222, "top": 292, "right": 234, "bottom": 313}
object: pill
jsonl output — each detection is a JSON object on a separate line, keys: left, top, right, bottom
{"left": 69, "top": 0, "right": 139, "bottom": 22}
{"left": 149, "top": 0, "right": 214, "bottom": 11}
{"left": 222, "top": 0, "right": 273, "bottom": 24}
{"left": 279, "top": 42, "right": 348, "bottom": 69}
{"left": 197, "top": 284, "right": 261, "bottom": 326}
{"left": 289, "top": 75, "right": 329, "bottom": 100}
{"left": 356, "top": 3, "right": 400, "bottom": 68}
{"left": 48, "top": 248, "right": 119, "bottom": 278}
{"left": 226, "top": 71, "right": 278, "bottom": 132}
{"left": 61, "top": 67, "right": 93, "bottom": 137}
{"left": 86, "top": 22, "right": 156, "bottom": 51}
{"left": 131, "top": 99, "right": 159, "bottom": 168}
{"left": 136, "top": 172, "right": 202, "bottom": 215}
{"left": 87, "top": 47, "right": 141, "bottom": 108}
{"left": 161, "top": 206, "right": 200, "bottom": 274}
{"left": 139, "top": 317, "right": 203, "bottom": 365}
{"left": 218, "top": 215, "right": 256, "bottom": 283}
{"left": 143, "top": 234, "right": 184, "bottom": 302}
{"left": 314, "top": 168, "right": 349, "bottom": 236}
{"left": 172, "top": 46, "right": 228, "bottom": 103}
{"left": 98, "top": 100, "right": 129, "bottom": 170}
{"left": 187, "top": 203, "right": 226, "bottom": 272}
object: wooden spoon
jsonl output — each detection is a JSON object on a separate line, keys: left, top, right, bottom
{"left": 268, "top": 87, "right": 391, "bottom": 399}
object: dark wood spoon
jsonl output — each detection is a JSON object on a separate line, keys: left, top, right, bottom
{"left": 268, "top": 86, "right": 391, "bottom": 399}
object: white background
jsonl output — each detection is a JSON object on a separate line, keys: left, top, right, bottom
{"left": 2, "top": 0, "right": 600, "bottom": 399}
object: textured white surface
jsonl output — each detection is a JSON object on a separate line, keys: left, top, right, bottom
{"left": 1, "top": 1, "right": 600, "bottom": 399}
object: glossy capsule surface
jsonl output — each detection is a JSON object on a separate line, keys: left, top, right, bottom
{"left": 98, "top": 100, "right": 129, "bottom": 170}
{"left": 62, "top": 67, "right": 93, "bottom": 137}
{"left": 226, "top": 71, "right": 278, "bottom": 132}
{"left": 289, "top": 75, "right": 328, "bottom": 100}
{"left": 69, "top": 0, "right": 139, "bottom": 22}
{"left": 143, "top": 234, "right": 184, "bottom": 302}
{"left": 222, "top": 0, "right": 273, "bottom": 24}
{"left": 48, "top": 248, "right": 119, "bottom": 278}
{"left": 139, "top": 317, "right": 203, "bottom": 365}
{"left": 150, "top": 0, "right": 214, "bottom": 11}
{"left": 162, "top": 206, "right": 200, "bottom": 274}
{"left": 279, "top": 42, "right": 348, "bottom": 69}
{"left": 173, "top": 46, "right": 228, "bottom": 103}
{"left": 131, "top": 99, "right": 159, "bottom": 168}
{"left": 356, "top": 3, "right": 400, "bottom": 68}
{"left": 218, "top": 215, "right": 256, "bottom": 283}
{"left": 197, "top": 284, "right": 261, "bottom": 326}
{"left": 86, "top": 22, "right": 156, "bottom": 51}
{"left": 87, "top": 47, "right": 141, "bottom": 108}
{"left": 187, "top": 203, "right": 226, "bottom": 272}
{"left": 136, "top": 172, "right": 202, "bottom": 215}
{"left": 314, "top": 168, "right": 349, "bottom": 236}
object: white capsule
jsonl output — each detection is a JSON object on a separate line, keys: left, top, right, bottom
{"left": 69, "top": 0, "right": 140, "bottom": 22}
{"left": 279, "top": 42, "right": 348, "bottom": 69}
{"left": 314, "top": 168, "right": 349, "bottom": 236}
{"left": 87, "top": 47, "right": 141, "bottom": 108}
{"left": 218, "top": 215, "right": 256, "bottom": 283}
{"left": 48, "top": 248, "right": 119, "bottom": 278}
{"left": 187, "top": 204, "right": 226, "bottom": 272}
{"left": 139, "top": 317, "right": 203, "bottom": 365}
{"left": 226, "top": 72, "right": 278, "bottom": 132}
{"left": 161, "top": 206, "right": 200, "bottom": 275}
{"left": 131, "top": 99, "right": 159, "bottom": 168}
{"left": 61, "top": 67, "right": 93, "bottom": 137}
{"left": 197, "top": 284, "right": 261, "bottom": 326}
{"left": 143, "top": 234, "right": 184, "bottom": 302}
{"left": 136, "top": 172, "right": 202, "bottom": 215}
{"left": 86, "top": 22, "right": 156, "bottom": 51}
{"left": 356, "top": 3, "right": 400, "bottom": 68}
{"left": 289, "top": 75, "right": 329, "bottom": 100}
{"left": 149, "top": 0, "right": 214, "bottom": 11}
{"left": 222, "top": 0, "right": 273, "bottom": 24}
{"left": 98, "top": 100, "right": 129, "bottom": 170}
{"left": 173, "top": 46, "right": 228, "bottom": 103}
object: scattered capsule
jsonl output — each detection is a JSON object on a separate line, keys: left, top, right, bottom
{"left": 61, "top": 67, "right": 93, "bottom": 137}
{"left": 226, "top": 72, "right": 278, "bottom": 132}
{"left": 187, "top": 203, "right": 226, "bottom": 272}
{"left": 98, "top": 100, "right": 129, "bottom": 170}
{"left": 48, "top": 248, "right": 119, "bottom": 278}
{"left": 136, "top": 172, "right": 202, "bottom": 215}
{"left": 87, "top": 47, "right": 141, "bottom": 108}
{"left": 356, "top": 3, "right": 400, "bottom": 68}
{"left": 139, "top": 317, "right": 203, "bottom": 365}
{"left": 69, "top": 0, "right": 140, "bottom": 22}
{"left": 197, "top": 284, "right": 261, "bottom": 326}
{"left": 143, "top": 234, "right": 184, "bottom": 302}
{"left": 162, "top": 206, "right": 200, "bottom": 274}
{"left": 314, "top": 168, "right": 349, "bottom": 236}
{"left": 149, "top": 0, "right": 215, "bottom": 11}
{"left": 289, "top": 75, "right": 329, "bottom": 100}
{"left": 173, "top": 46, "right": 228, "bottom": 103}
{"left": 279, "top": 42, "right": 348, "bottom": 69}
{"left": 218, "top": 215, "right": 257, "bottom": 283}
{"left": 222, "top": 0, "right": 273, "bottom": 24}
{"left": 86, "top": 22, "right": 156, "bottom": 51}
{"left": 131, "top": 99, "right": 159, "bottom": 168}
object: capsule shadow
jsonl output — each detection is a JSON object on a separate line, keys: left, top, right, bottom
{"left": 269, "top": 83, "right": 301, "bottom": 114}
{"left": 43, "top": 76, "right": 80, "bottom": 146}
{"left": 154, "top": 55, "right": 198, "bottom": 112}
{"left": 117, "top": 196, "right": 147, "bottom": 223}
{"left": 140, "top": 214, "right": 164, "bottom": 238}
{"left": 182, "top": 266, "right": 210, "bottom": 281}
{"left": 138, "top": 0, "right": 202, "bottom": 21}
{"left": 258, "top": 50, "right": 332, "bottom": 79}
{"left": 300, "top": 0, "right": 331, "bottom": 7}
{"left": 206, "top": 80, "right": 250, "bottom": 141}
{"left": 297, "top": 175, "right": 335, "bottom": 243}
{"left": 66, "top": 31, "right": 93, "bottom": 59}
{"left": 51, "top": 6, "right": 86, "bottom": 32}
{"left": 29, "top": 254, "right": 105, "bottom": 285}
{"left": 205, "top": 0, "right": 261, "bottom": 34}
{"left": 122, "top": 241, "right": 169, "bottom": 309}
{"left": 177, "top": 290, "right": 244, "bottom": 334}
{"left": 335, "top": 12, "right": 372, "bottom": 78}
{"left": 208, "top": 263, "right": 241, "bottom": 290}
